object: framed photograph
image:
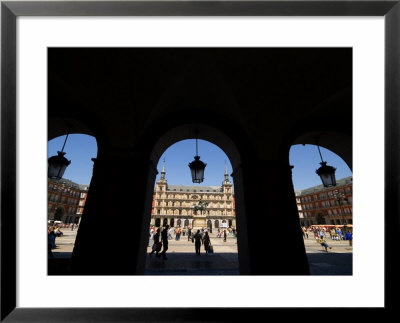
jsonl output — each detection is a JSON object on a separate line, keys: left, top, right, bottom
{"left": 1, "top": 0, "right": 397, "bottom": 321}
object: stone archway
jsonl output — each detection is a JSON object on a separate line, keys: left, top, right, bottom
{"left": 53, "top": 206, "right": 65, "bottom": 221}
{"left": 138, "top": 123, "right": 250, "bottom": 275}
{"left": 290, "top": 132, "right": 352, "bottom": 171}
{"left": 207, "top": 220, "right": 212, "bottom": 231}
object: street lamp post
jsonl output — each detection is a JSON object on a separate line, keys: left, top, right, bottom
{"left": 333, "top": 189, "right": 348, "bottom": 234}
{"left": 50, "top": 182, "right": 65, "bottom": 222}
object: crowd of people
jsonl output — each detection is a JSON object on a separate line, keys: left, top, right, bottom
{"left": 47, "top": 223, "right": 80, "bottom": 258}
{"left": 302, "top": 225, "right": 353, "bottom": 251}
{"left": 148, "top": 225, "right": 237, "bottom": 259}
{"left": 47, "top": 225, "right": 64, "bottom": 257}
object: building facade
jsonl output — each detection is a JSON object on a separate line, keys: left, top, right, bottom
{"left": 295, "top": 176, "right": 353, "bottom": 227}
{"left": 48, "top": 178, "right": 89, "bottom": 225}
{"left": 150, "top": 162, "right": 236, "bottom": 230}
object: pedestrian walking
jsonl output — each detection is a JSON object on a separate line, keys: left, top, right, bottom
{"left": 194, "top": 229, "right": 203, "bottom": 255}
{"left": 48, "top": 226, "right": 56, "bottom": 257}
{"left": 150, "top": 228, "right": 161, "bottom": 257}
{"left": 203, "top": 231, "right": 211, "bottom": 255}
{"left": 223, "top": 229, "right": 227, "bottom": 242}
{"left": 187, "top": 228, "right": 192, "bottom": 241}
{"left": 148, "top": 226, "right": 154, "bottom": 247}
{"left": 317, "top": 236, "right": 332, "bottom": 252}
{"left": 175, "top": 227, "right": 181, "bottom": 241}
{"left": 345, "top": 231, "right": 353, "bottom": 247}
{"left": 160, "top": 225, "right": 169, "bottom": 260}
{"left": 330, "top": 229, "right": 336, "bottom": 240}
{"left": 337, "top": 228, "right": 342, "bottom": 240}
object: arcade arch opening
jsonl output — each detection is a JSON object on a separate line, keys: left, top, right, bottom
{"left": 289, "top": 143, "right": 352, "bottom": 228}
{"left": 289, "top": 140, "right": 353, "bottom": 275}
{"left": 47, "top": 133, "right": 98, "bottom": 268}
{"left": 142, "top": 128, "right": 246, "bottom": 275}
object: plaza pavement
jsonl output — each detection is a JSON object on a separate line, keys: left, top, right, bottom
{"left": 50, "top": 229, "right": 352, "bottom": 275}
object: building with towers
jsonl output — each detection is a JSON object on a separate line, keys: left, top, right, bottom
{"left": 150, "top": 161, "right": 236, "bottom": 231}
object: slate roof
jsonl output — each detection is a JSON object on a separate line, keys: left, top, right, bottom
{"left": 295, "top": 176, "right": 352, "bottom": 196}
{"left": 49, "top": 177, "right": 89, "bottom": 191}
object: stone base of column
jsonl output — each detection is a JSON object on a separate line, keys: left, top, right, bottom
{"left": 192, "top": 217, "right": 206, "bottom": 230}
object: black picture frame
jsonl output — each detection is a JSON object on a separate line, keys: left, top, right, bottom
{"left": 1, "top": 1, "right": 398, "bottom": 321}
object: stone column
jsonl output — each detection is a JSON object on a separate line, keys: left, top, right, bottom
{"left": 238, "top": 159, "right": 310, "bottom": 275}
{"left": 70, "top": 152, "right": 157, "bottom": 275}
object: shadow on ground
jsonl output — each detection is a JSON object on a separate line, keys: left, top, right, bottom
{"left": 307, "top": 253, "right": 353, "bottom": 275}
{"left": 145, "top": 252, "right": 239, "bottom": 275}
{"left": 48, "top": 252, "right": 352, "bottom": 276}
{"left": 48, "top": 254, "right": 72, "bottom": 275}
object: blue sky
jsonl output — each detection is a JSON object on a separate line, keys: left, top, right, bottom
{"left": 48, "top": 134, "right": 352, "bottom": 190}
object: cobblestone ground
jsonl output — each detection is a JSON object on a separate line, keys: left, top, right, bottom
{"left": 50, "top": 229, "right": 352, "bottom": 275}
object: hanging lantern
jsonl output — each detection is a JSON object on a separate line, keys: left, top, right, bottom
{"left": 48, "top": 130, "right": 71, "bottom": 180}
{"left": 315, "top": 145, "right": 336, "bottom": 187}
{"left": 188, "top": 138, "right": 207, "bottom": 183}
{"left": 316, "top": 161, "right": 336, "bottom": 187}
{"left": 189, "top": 155, "right": 207, "bottom": 183}
{"left": 48, "top": 151, "right": 71, "bottom": 179}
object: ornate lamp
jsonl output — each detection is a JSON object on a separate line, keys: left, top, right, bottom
{"left": 48, "top": 130, "right": 71, "bottom": 180}
{"left": 315, "top": 145, "right": 336, "bottom": 187}
{"left": 188, "top": 138, "right": 207, "bottom": 183}
{"left": 333, "top": 189, "right": 348, "bottom": 231}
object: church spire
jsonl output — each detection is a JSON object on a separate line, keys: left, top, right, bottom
{"left": 160, "top": 158, "right": 166, "bottom": 180}
{"left": 223, "top": 160, "right": 231, "bottom": 185}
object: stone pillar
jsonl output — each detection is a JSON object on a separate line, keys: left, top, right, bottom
{"left": 238, "top": 159, "right": 310, "bottom": 275}
{"left": 232, "top": 219, "right": 237, "bottom": 228}
{"left": 70, "top": 152, "right": 157, "bottom": 275}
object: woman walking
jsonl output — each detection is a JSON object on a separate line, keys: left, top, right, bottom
{"left": 203, "top": 231, "right": 211, "bottom": 255}
{"left": 194, "top": 230, "right": 203, "bottom": 255}
{"left": 149, "top": 228, "right": 161, "bottom": 257}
